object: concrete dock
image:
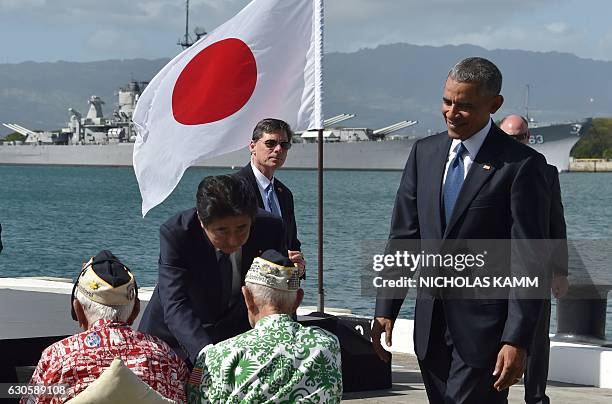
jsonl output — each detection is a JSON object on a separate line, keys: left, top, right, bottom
{"left": 3, "top": 278, "right": 612, "bottom": 403}
{"left": 13, "top": 352, "right": 612, "bottom": 403}
{"left": 344, "top": 353, "right": 612, "bottom": 403}
{"left": 569, "top": 158, "right": 612, "bottom": 172}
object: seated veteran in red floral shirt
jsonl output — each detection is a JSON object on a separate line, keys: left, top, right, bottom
{"left": 22, "top": 250, "right": 189, "bottom": 404}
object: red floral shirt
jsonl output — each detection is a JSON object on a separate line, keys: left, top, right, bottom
{"left": 21, "top": 319, "right": 189, "bottom": 403}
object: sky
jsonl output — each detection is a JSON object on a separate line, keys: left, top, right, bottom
{"left": 0, "top": 0, "right": 611, "bottom": 64}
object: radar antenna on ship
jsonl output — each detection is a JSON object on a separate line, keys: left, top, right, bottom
{"left": 178, "top": 0, "right": 207, "bottom": 49}
{"left": 524, "top": 84, "right": 532, "bottom": 122}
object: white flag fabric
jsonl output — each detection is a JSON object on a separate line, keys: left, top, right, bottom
{"left": 133, "top": 0, "right": 323, "bottom": 216}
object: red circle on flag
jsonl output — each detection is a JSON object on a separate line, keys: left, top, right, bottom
{"left": 172, "top": 38, "right": 257, "bottom": 125}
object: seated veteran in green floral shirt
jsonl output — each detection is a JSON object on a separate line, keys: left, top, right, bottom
{"left": 187, "top": 249, "right": 343, "bottom": 403}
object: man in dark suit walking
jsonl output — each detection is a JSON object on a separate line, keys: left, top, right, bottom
{"left": 372, "top": 57, "right": 550, "bottom": 403}
{"left": 501, "top": 114, "right": 569, "bottom": 404}
{"left": 235, "top": 118, "right": 305, "bottom": 272}
{"left": 138, "top": 175, "right": 286, "bottom": 367}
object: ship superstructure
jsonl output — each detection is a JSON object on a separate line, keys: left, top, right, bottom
{"left": 3, "top": 81, "right": 147, "bottom": 145}
{"left": 0, "top": 4, "right": 593, "bottom": 172}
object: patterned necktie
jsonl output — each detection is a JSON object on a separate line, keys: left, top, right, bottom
{"left": 443, "top": 142, "right": 467, "bottom": 227}
{"left": 217, "top": 252, "right": 233, "bottom": 309}
{"left": 265, "top": 183, "right": 281, "bottom": 217}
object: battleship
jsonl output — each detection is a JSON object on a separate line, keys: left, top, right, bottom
{"left": 0, "top": 92, "right": 592, "bottom": 171}
{"left": 0, "top": 77, "right": 593, "bottom": 172}
{"left": 0, "top": 85, "right": 420, "bottom": 170}
{"left": 0, "top": 77, "right": 592, "bottom": 172}
{"left": 0, "top": 0, "right": 592, "bottom": 172}
{"left": 525, "top": 118, "right": 591, "bottom": 171}
{"left": 3, "top": 81, "right": 146, "bottom": 146}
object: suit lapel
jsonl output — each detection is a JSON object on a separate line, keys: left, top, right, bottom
{"left": 240, "top": 244, "right": 251, "bottom": 277}
{"left": 274, "top": 181, "right": 286, "bottom": 216}
{"left": 241, "top": 217, "right": 266, "bottom": 276}
{"left": 443, "top": 127, "right": 502, "bottom": 237}
{"left": 432, "top": 136, "right": 452, "bottom": 238}
{"left": 242, "top": 164, "right": 265, "bottom": 208}
{"left": 194, "top": 216, "right": 222, "bottom": 287}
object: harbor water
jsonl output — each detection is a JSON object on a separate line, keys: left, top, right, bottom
{"left": 0, "top": 165, "right": 611, "bottom": 338}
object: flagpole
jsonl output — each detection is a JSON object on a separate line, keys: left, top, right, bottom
{"left": 313, "top": 0, "right": 325, "bottom": 313}
{"left": 317, "top": 128, "right": 324, "bottom": 313}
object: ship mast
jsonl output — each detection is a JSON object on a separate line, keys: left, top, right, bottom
{"left": 177, "top": 0, "right": 206, "bottom": 49}
{"left": 524, "top": 84, "right": 530, "bottom": 122}
{"left": 178, "top": 0, "right": 192, "bottom": 48}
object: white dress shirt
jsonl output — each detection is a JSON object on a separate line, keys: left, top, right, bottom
{"left": 443, "top": 119, "right": 491, "bottom": 185}
{"left": 250, "top": 162, "right": 282, "bottom": 218}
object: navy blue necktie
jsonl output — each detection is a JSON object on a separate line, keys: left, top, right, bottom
{"left": 443, "top": 143, "right": 467, "bottom": 226}
{"left": 217, "top": 252, "right": 233, "bottom": 309}
{"left": 266, "top": 183, "right": 281, "bottom": 217}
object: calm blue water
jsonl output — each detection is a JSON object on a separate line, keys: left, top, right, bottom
{"left": 0, "top": 166, "right": 611, "bottom": 336}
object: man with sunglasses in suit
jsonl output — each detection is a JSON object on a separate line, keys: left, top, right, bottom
{"left": 236, "top": 118, "right": 305, "bottom": 273}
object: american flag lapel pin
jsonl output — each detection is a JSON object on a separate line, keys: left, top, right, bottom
{"left": 483, "top": 164, "right": 491, "bottom": 170}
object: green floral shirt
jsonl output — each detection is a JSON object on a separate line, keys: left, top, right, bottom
{"left": 187, "top": 314, "right": 343, "bottom": 403}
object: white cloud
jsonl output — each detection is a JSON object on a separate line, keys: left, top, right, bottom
{"left": 593, "top": 30, "right": 612, "bottom": 61}
{"left": 2, "top": 0, "right": 612, "bottom": 62}
{"left": 545, "top": 22, "right": 568, "bottom": 34}
{"left": 324, "top": 0, "right": 560, "bottom": 53}
{"left": 86, "top": 29, "right": 142, "bottom": 56}
{"left": 0, "top": 0, "right": 45, "bottom": 11}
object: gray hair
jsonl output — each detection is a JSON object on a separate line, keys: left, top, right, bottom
{"left": 252, "top": 118, "right": 294, "bottom": 142}
{"left": 245, "top": 282, "right": 297, "bottom": 313}
{"left": 448, "top": 57, "right": 502, "bottom": 97}
{"left": 75, "top": 289, "right": 134, "bottom": 323}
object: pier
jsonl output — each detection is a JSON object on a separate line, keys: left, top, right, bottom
{"left": 570, "top": 158, "right": 612, "bottom": 172}
{"left": 2, "top": 277, "right": 612, "bottom": 402}
{"left": 344, "top": 353, "right": 612, "bottom": 403}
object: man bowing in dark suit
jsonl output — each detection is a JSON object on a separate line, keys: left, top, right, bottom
{"left": 372, "top": 57, "right": 550, "bottom": 403}
{"left": 236, "top": 118, "right": 305, "bottom": 273}
{"left": 138, "top": 175, "right": 286, "bottom": 367}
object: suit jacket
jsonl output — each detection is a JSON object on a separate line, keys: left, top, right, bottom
{"left": 138, "top": 208, "right": 286, "bottom": 364}
{"left": 236, "top": 164, "right": 301, "bottom": 251}
{"left": 375, "top": 124, "right": 550, "bottom": 368}
{"left": 546, "top": 164, "right": 568, "bottom": 276}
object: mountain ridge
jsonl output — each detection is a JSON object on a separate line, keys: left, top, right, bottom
{"left": 1, "top": 43, "right": 609, "bottom": 137}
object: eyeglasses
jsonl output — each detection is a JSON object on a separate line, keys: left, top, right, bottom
{"left": 262, "top": 139, "right": 292, "bottom": 150}
{"left": 510, "top": 133, "right": 530, "bottom": 142}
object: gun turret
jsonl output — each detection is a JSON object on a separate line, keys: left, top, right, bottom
{"left": 68, "top": 108, "right": 82, "bottom": 120}
{"left": 324, "top": 114, "right": 355, "bottom": 127}
{"left": 373, "top": 120, "right": 418, "bottom": 137}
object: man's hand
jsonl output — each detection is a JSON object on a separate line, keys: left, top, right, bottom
{"left": 493, "top": 344, "right": 526, "bottom": 391}
{"left": 551, "top": 274, "right": 569, "bottom": 298}
{"left": 288, "top": 250, "right": 306, "bottom": 275}
{"left": 371, "top": 317, "right": 394, "bottom": 363}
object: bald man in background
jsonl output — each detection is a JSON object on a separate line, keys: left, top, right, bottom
{"left": 500, "top": 114, "right": 569, "bottom": 404}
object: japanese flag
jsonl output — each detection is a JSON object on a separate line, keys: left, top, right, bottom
{"left": 133, "top": 0, "right": 323, "bottom": 216}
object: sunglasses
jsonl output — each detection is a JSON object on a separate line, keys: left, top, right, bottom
{"left": 510, "top": 132, "right": 530, "bottom": 142}
{"left": 70, "top": 257, "right": 137, "bottom": 321}
{"left": 262, "top": 139, "right": 292, "bottom": 150}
